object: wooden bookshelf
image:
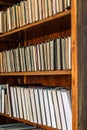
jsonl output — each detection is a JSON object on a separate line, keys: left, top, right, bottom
{"left": 0, "top": 70, "right": 71, "bottom": 76}
{"left": 1, "top": 0, "right": 87, "bottom": 130}
{"left": 0, "top": 10, "right": 71, "bottom": 39}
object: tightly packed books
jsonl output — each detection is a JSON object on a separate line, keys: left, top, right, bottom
{"left": 0, "top": 84, "right": 72, "bottom": 130}
{"left": 0, "top": 0, "right": 71, "bottom": 33}
{"left": 0, "top": 36, "right": 71, "bottom": 72}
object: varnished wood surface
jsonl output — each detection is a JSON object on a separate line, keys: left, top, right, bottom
{"left": 0, "top": 70, "right": 71, "bottom": 76}
{"left": 0, "top": 113, "right": 58, "bottom": 130}
{"left": 71, "top": 1, "right": 78, "bottom": 130}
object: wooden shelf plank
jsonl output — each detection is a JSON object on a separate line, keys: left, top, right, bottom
{"left": 0, "top": 10, "right": 71, "bottom": 39}
{"left": 0, "top": 1, "right": 11, "bottom": 6}
{"left": 0, "top": 113, "right": 58, "bottom": 130}
{"left": 0, "top": 70, "right": 71, "bottom": 76}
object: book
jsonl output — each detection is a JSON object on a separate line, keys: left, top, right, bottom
{"left": 34, "top": 88, "right": 42, "bottom": 124}
{"left": 52, "top": 89, "right": 62, "bottom": 129}
{"left": 43, "top": 88, "right": 51, "bottom": 126}
{"left": 20, "top": 87, "right": 27, "bottom": 120}
{"left": 29, "top": 88, "right": 37, "bottom": 123}
{"left": 56, "top": 89, "right": 67, "bottom": 130}
{"left": 10, "top": 87, "right": 17, "bottom": 117}
{"left": 61, "top": 89, "right": 72, "bottom": 130}
{"left": 38, "top": 88, "right": 46, "bottom": 125}
{"left": 38, "top": 0, "right": 42, "bottom": 20}
{"left": 16, "top": 86, "right": 23, "bottom": 119}
{"left": 27, "top": 0, "right": 32, "bottom": 23}
{"left": 47, "top": 89, "right": 56, "bottom": 128}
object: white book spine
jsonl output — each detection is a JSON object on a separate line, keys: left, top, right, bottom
{"left": 16, "top": 87, "right": 23, "bottom": 119}
{"left": 1, "top": 89, "right": 5, "bottom": 113}
{"left": 61, "top": 90, "right": 72, "bottom": 130}
{"left": 24, "top": 88, "right": 30, "bottom": 120}
{"left": 13, "top": 87, "right": 19, "bottom": 118}
{"left": 43, "top": 89, "right": 51, "bottom": 126}
{"left": 38, "top": 89, "right": 46, "bottom": 125}
{"left": 21, "top": 87, "right": 27, "bottom": 120}
{"left": 10, "top": 87, "right": 17, "bottom": 117}
{"left": 34, "top": 88, "right": 42, "bottom": 124}
{"left": 52, "top": 89, "right": 62, "bottom": 129}
{"left": 47, "top": 89, "right": 56, "bottom": 128}
{"left": 57, "top": 90, "right": 67, "bottom": 130}
{"left": 29, "top": 88, "right": 37, "bottom": 123}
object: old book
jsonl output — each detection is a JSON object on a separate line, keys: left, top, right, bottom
{"left": 38, "top": 88, "right": 46, "bottom": 125}
{"left": 36, "top": 44, "right": 41, "bottom": 71}
{"left": 48, "top": 0, "right": 52, "bottom": 16}
{"left": 52, "top": 89, "right": 62, "bottom": 129}
{"left": 38, "top": 0, "right": 42, "bottom": 20}
{"left": 13, "top": 87, "right": 19, "bottom": 118}
{"left": 24, "top": 0, "right": 29, "bottom": 24}
{"left": 42, "top": 0, "right": 45, "bottom": 19}
{"left": 6, "top": 84, "right": 12, "bottom": 116}
{"left": 25, "top": 46, "right": 32, "bottom": 71}
{"left": 27, "top": 0, "right": 32, "bottom": 23}
{"left": 30, "top": 45, "right": 34, "bottom": 71}
{"left": 44, "top": 0, "right": 48, "bottom": 18}
{"left": 57, "top": 89, "right": 67, "bottom": 130}
{"left": 47, "top": 89, "right": 56, "bottom": 128}
{"left": 27, "top": 88, "right": 34, "bottom": 122}
{"left": 1, "top": 88, "right": 5, "bottom": 113}
{"left": 32, "top": 45, "right": 38, "bottom": 71}
{"left": 43, "top": 42, "right": 48, "bottom": 70}
{"left": 46, "top": 41, "right": 51, "bottom": 70}
{"left": 43, "top": 89, "right": 51, "bottom": 126}
{"left": 31, "top": 0, "right": 35, "bottom": 22}
{"left": 52, "top": 0, "right": 56, "bottom": 15}
{"left": 34, "top": 88, "right": 42, "bottom": 124}
{"left": 34, "top": 0, "right": 39, "bottom": 21}
{"left": 56, "top": 0, "right": 60, "bottom": 13}
{"left": 39, "top": 43, "right": 45, "bottom": 71}
{"left": 7, "top": 7, "right": 12, "bottom": 31}
{"left": 11, "top": 5, "right": 16, "bottom": 29}
{"left": 68, "top": 36, "right": 72, "bottom": 69}
{"left": 6, "top": 50, "right": 11, "bottom": 72}
{"left": 61, "top": 89, "right": 72, "bottom": 130}
{"left": 50, "top": 40, "right": 55, "bottom": 70}
{"left": 15, "top": 4, "right": 20, "bottom": 28}
{"left": 55, "top": 38, "right": 62, "bottom": 70}
{"left": 29, "top": 88, "right": 37, "bottom": 123}
{"left": 59, "top": 0, "right": 64, "bottom": 12}
{"left": 61, "top": 38, "right": 66, "bottom": 69}
{"left": 20, "top": 87, "right": 27, "bottom": 120}
{"left": 16, "top": 86, "right": 23, "bottom": 119}
{"left": 10, "top": 87, "right": 17, "bottom": 117}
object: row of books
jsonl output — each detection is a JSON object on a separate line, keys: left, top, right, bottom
{"left": 0, "top": 36, "right": 71, "bottom": 72}
{"left": 0, "top": 0, "right": 71, "bottom": 33}
{"left": 0, "top": 84, "right": 72, "bottom": 130}
{"left": 0, "top": 123, "right": 44, "bottom": 130}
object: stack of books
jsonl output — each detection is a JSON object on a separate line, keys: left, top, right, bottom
{"left": 0, "top": 0, "right": 71, "bottom": 33}
{"left": 0, "top": 84, "right": 72, "bottom": 130}
{"left": 0, "top": 36, "right": 71, "bottom": 72}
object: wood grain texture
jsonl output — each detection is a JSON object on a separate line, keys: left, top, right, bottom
{"left": 72, "top": 1, "right": 78, "bottom": 130}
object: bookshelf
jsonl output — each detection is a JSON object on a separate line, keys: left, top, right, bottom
{"left": 0, "top": 0, "right": 86, "bottom": 130}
